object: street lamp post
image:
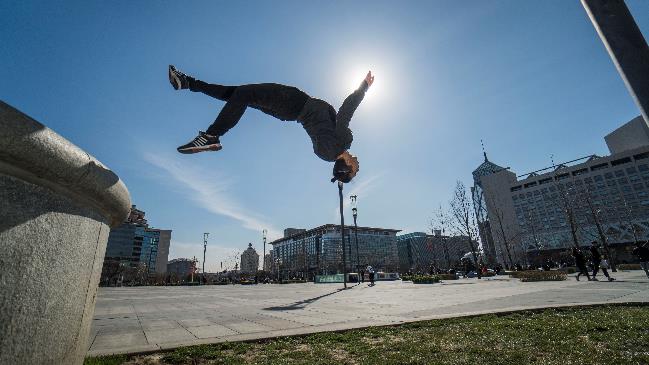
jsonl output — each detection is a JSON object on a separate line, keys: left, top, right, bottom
{"left": 262, "top": 229, "right": 267, "bottom": 271}
{"left": 203, "top": 233, "right": 209, "bottom": 284}
{"left": 350, "top": 195, "right": 359, "bottom": 275}
{"left": 337, "top": 181, "right": 348, "bottom": 289}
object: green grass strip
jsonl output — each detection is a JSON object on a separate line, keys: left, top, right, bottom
{"left": 85, "top": 304, "right": 649, "bottom": 365}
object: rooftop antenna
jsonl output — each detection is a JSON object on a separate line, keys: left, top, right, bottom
{"left": 550, "top": 154, "right": 555, "bottom": 169}
{"left": 480, "top": 139, "right": 488, "bottom": 162}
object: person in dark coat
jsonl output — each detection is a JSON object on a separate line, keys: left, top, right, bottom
{"left": 168, "top": 65, "right": 374, "bottom": 183}
{"left": 572, "top": 247, "right": 591, "bottom": 281}
{"left": 590, "top": 241, "right": 602, "bottom": 281}
{"left": 632, "top": 241, "right": 649, "bottom": 278}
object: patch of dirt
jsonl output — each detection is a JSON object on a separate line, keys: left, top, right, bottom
{"left": 124, "top": 354, "right": 165, "bottom": 365}
{"left": 328, "top": 348, "right": 358, "bottom": 365}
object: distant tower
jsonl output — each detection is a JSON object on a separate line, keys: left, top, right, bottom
{"left": 471, "top": 142, "right": 503, "bottom": 265}
{"left": 240, "top": 243, "right": 259, "bottom": 274}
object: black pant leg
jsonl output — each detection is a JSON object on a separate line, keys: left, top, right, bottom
{"left": 205, "top": 83, "right": 308, "bottom": 137}
{"left": 602, "top": 268, "right": 610, "bottom": 278}
{"left": 189, "top": 79, "right": 236, "bottom": 102}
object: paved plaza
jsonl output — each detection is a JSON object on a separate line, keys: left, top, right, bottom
{"left": 88, "top": 271, "right": 649, "bottom": 356}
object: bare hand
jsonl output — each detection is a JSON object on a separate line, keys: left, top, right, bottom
{"left": 365, "top": 71, "right": 375, "bottom": 88}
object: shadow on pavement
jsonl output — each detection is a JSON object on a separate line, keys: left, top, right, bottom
{"left": 262, "top": 287, "right": 349, "bottom": 311}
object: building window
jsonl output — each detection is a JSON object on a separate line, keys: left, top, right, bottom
{"left": 615, "top": 170, "right": 625, "bottom": 177}
{"left": 627, "top": 167, "right": 637, "bottom": 174}
{"left": 634, "top": 152, "right": 649, "bottom": 160}
{"left": 611, "top": 157, "right": 632, "bottom": 166}
{"left": 591, "top": 163, "right": 609, "bottom": 171}
{"left": 572, "top": 168, "right": 588, "bottom": 176}
{"left": 511, "top": 185, "right": 522, "bottom": 192}
{"left": 605, "top": 172, "right": 614, "bottom": 179}
{"left": 539, "top": 177, "right": 553, "bottom": 185}
{"left": 524, "top": 181, "right": 538, "bottom": 188}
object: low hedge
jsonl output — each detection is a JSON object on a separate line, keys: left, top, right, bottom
{"left": 411, "top": 275, "right": 440, "bottom": 284}
{"left": 511, "top": 270, "right": 567, "bottom": 282}
{"left": 617, "top": 264, "right": 642, "bottom": 271}
{"left": 438, "top": 274, "right": 458, "bottom": 280}
{"left": 278, "top": 280, "right": 307, "bottom": 284}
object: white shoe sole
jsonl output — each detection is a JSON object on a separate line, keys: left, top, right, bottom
{"left": 178, "top": 144, "right": 222, "bottom": 154}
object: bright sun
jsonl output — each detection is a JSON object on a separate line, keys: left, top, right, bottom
{"left": 346, "top": 67, "right": 380, "bottom": 103}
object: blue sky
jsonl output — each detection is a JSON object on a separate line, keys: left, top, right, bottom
{"left": 2, "top": 1, "right": 648, "bottom": 271}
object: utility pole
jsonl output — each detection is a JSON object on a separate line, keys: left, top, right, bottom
{"left": 350, "top": 195, "right": 360, "bottom": 275}
{"left": 262, "top": 229, "right": 267, "bottom": 271}
{"left": 338, "top": 181, "right": 347, "bottom": 289}
{"left": 203, "top": 233, "right": 209, "bottom": 284}
{"left": 582, "top": 0, "right": 649, "bottom": 124}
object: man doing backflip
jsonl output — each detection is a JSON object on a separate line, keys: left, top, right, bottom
{"left": 168, "top": 65, "right": 374, "bottom": 183}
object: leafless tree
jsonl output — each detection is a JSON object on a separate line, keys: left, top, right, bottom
{"left": 538, "top": 181, "right": 582, "bottom": 249}
{"left": 578, "top": 186, "right": 618, "bottom": 271}
{"left": 449, "top": 181, "right": 482, "bottom": 278}
{"left": 484, "top": 192, "right": 516, "bottom": 268}
{"left": 429, "top": 204, "right": 452, "bottom": 269}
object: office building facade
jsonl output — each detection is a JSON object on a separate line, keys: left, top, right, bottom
{"left": 479, "top": 116, "right": 649, "bottom": 265}
{"left": 397, "top": 232, "right": 478, "bottom": 272}
{"left": 167, "top": 258, "right": 196, "bottom": 277}
{"left": 269, "top": 224, "right": 400, "bottom": 279}
{"left": 102, "top": 205, "right": 172, "bottom": 275}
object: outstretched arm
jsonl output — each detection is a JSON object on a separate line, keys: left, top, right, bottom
{"left": 336, "top": 71, "right": 374, "bottom": 133}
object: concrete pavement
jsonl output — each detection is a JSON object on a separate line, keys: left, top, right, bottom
{"left": 88, "top": 270, "right": 649, "bottom": 356}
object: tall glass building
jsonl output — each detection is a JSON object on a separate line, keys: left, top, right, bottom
{"left": 103, "top": 205, "right": 171, "bottom": 275}
{"left": 269, "top": 224, "right": 400, "bottom": 279}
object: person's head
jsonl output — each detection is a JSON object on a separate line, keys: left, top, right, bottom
{"left": 331, "top": 151, "right": 359, "bottom": 183}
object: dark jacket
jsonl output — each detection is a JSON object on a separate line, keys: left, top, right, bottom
{"left": 633, "top": 244, "right": 649, "bottom": 262}
{"left": 590, "top": 246, "right": 601, "bottom": 263}
{"left": 297, "top": 81, "right": 369, "bottom": 161}
{"left": 574, "top": 252, "right": 587, "bottom": 268}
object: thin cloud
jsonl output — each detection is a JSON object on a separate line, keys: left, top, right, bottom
{"left": 143, "top": 152, "right": 282, "bottom": 239}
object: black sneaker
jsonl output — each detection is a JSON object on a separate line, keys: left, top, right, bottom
{"left": 169, "top": 65, "right": 190, "bottom": 90}
{"left": 177, "top": 131, "right": 222, "bottom": 154}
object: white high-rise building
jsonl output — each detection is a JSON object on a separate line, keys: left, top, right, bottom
{"left": 478, "top": 116, "right": 649, "bottom": 266}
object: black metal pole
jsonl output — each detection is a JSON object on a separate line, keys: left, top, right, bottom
{"left": 262, "top": 229, "right": 267, "bottom": 271}
{"left": 338, "top": 181, "right": 347, "bottom": 289}
{"left": 353, "top": 214, "right": 359, "bottom": 273}
{"left": 582, "top": 0, "right": 649, "bottom": 123}
{"left": 203, "top": 233, "right": 208, "bottom": 284}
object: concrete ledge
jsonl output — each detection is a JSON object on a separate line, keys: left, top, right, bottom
{"left": 0, "top": 101, "right": 132, "bottom": 365}
{"left": 0, "top": 100, "right": 130, "bottom": 228}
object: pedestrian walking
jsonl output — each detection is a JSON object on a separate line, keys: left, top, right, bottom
{"left": 590, "top": 241, "right": 602, "bottom": 281}
{"left": 599, "top": 256, "right": 615, "bottom": 282}
{"left": 632, "top": 241, "right": 649, "bottom": 278}
{"left": 359, "top": 268, "right": 365, "bottom": 283}
{"left": 367, "top": 265, "right": 375, "bottom": 286}
{"left": 572, "top": 247, "right": 592, "bottom": 281}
